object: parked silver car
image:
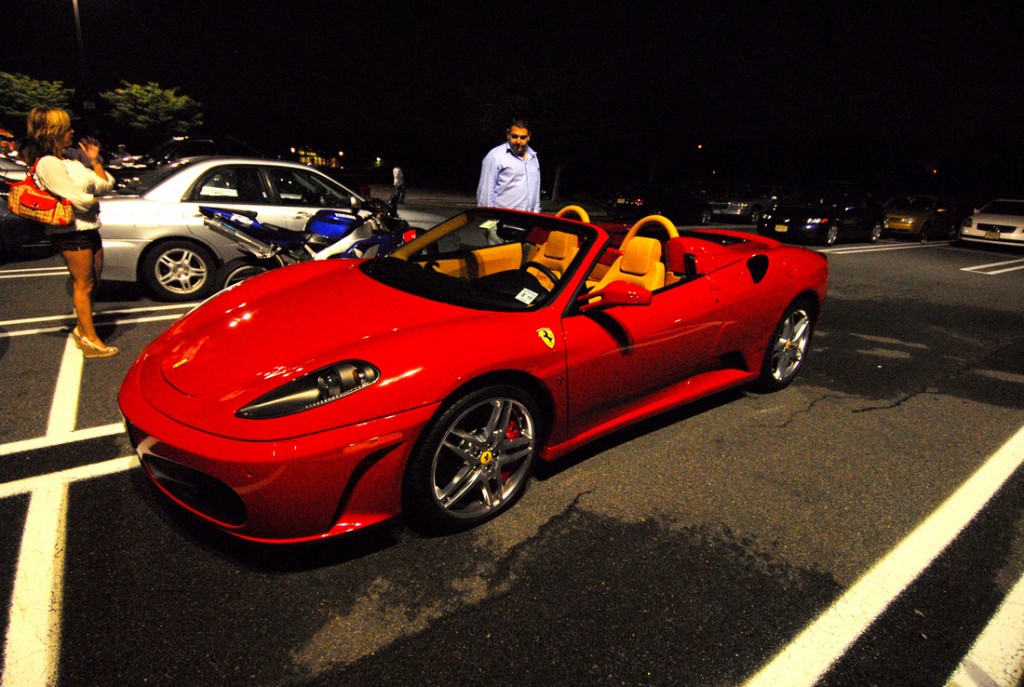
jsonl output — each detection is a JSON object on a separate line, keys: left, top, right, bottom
{"left": 99, "top": 157, "right": 444, "bottom": 301}
{"left": 709, "top": 184, "right": 790, "bottom": 225}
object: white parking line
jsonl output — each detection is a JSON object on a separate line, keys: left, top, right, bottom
{"left": 961, "top": 257, "right": 1024, "bottom": 276}
{"left": 1, "top": 457, "right": 136, "bottom": 687}
{"left": 744, "top": 425, "right": 1024, "bottom": 687}
{"left": 47, "top": 336, "right": 83, "bottom": 436}
{"left": 0, "top": 267, "right": 66, "bottom": 280}
{"left": 0, "top": 303, "right": 194, "bottom": 329}
{"left": 4, "top": 482, "right": 68, "bottom": 687}
{"left": 946, "top": 570, "right": 1024, "bottom": 686}
{"left": 822, "top": 242, "right": 952, "bottom": 255}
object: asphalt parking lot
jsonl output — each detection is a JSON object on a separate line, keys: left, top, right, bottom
{"left": 2, "top": 196, "right": 1024, "bottom": 686}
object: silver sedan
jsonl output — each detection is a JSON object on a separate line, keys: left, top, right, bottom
{"left": 98, "top": 157, "right": 443, "bottom": 301}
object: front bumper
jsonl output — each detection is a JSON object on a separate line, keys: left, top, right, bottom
{"left": 960, "top": 225, "right": 1024, "bottom": 246}
{"left": 760, "top": 222, "right": 824, "bottom": 245}
{"left": 884, "top": 218, "right": 922, "bottom": 235}
{"left": 120, "top": 363, "right": 439, "bottom": 543}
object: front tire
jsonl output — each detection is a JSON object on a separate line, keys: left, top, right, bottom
{"left": 403, "top": 385, "right": 539, "bottom": 533}
{"left": 141, "top": 240, "right": 216, "bottom": 301}
{"left": 869, "top": 221, "right": 883, "bottom": 243}
{"left": 823, "top": 225, "right": 839, "bottom": 246}
{"left": 754, "top": 300, "right": 816, "bottom": 392}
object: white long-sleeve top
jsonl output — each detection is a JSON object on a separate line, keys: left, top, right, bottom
{"left": 33, "top": 156, "right": 114, "bottom": 231}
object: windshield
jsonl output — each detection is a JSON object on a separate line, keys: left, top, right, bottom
{"left": 791, "top": 183, "right": 857, "bottom": 206}
{"left": 115, "top": 159, "right": 198, "bottom": 195}
{"left": 980, "top": 200, "right": 1024, "bottom": 216}
{"left": 364, "top": 209, "right": 597, "bottom": 311}
{"left": 886, "top": 195, "right": 936, "bottom": 211}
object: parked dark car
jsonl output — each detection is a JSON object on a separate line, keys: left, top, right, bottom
{"left": 114, "top": 136, "right": 264, "bottom": 190}
{"left": 759, "top": 182, "right": 884, "bottom": 246}
{"left": 709, "top": 183, "right": 790, "bottom": 225}
{"left": 606, "top": 184, "right": 712, "bottom": 225}
{"left": 0, "top": 200, "right": 52, "bottom": 264}
{"left": 883, "top": 194, "right": 958, "bottom": 241}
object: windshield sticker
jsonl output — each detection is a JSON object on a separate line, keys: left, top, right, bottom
{"left": 480, "top": 220, "right": 499, "bottom": 229}
{"left": 516, "top": 288, "right": 538, "bottom": 305}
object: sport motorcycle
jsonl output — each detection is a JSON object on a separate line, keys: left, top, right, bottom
{"left": 200, "top": 202, "right": 417, "bottom": 290}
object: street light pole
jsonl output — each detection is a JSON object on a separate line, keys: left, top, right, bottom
{"left": 71, "top": 0, "right": 96, "bottom": 118}
{"left": 72, "top": 0, "right": 85, "bottom": 69}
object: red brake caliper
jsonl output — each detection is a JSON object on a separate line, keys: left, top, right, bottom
{"left": 501, "top": 420, "right": 522, "bottom": 481}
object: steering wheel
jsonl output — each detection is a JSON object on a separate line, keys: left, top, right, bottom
{"left": 620, "top": 214, "right": 679, "bottom": 251}
{"left": 522, "top": 260, "right": 559, "bottom": 288}
{"left": 555, "top": 205, "right": 590, "bottom": 222}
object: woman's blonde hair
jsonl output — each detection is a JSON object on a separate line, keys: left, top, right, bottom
{"left": 22, "top": 107, "right": 72, "bottom": 165}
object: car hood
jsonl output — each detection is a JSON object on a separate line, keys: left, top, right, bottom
{"left": 137, "top": 259, "right": 520, "bottom": 439}
{"left": 972, "top": 212, "right": 1024, "bottom": 226}
{"left": 157, "top": 260, "right": 487, "bottom": 396}
{"left": 885, "top": 209, "right": 929, "bottom": 219}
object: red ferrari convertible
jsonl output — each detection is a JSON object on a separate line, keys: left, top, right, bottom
{"left": 119, "top": 206, "right": 828, "bottom": 543}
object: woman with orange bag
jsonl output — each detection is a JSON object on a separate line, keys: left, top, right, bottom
{"left": 20, "top": 107, "right": 117, "bottom": 358}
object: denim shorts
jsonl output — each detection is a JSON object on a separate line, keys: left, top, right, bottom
{"left": 48, "top": 228, "right": 103, "bottom": 253}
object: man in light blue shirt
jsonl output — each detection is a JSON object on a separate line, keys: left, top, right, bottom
{"left": 476, "top": 117, "right": 541, "bottom": 213}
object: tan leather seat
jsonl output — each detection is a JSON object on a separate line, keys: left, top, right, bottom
{"left": 592, "top": 236, "right": 664, "bottom": 292}
{"left": 532, "top": 230, "right": 579, "bottom": 277}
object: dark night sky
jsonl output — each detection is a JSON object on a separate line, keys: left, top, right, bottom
{"left": 5, "top": 1, "right": 1024, "bottom": 197}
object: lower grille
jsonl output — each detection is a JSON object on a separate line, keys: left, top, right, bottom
{"left": 141, "top": 454, "right": 247, "bottom": 527}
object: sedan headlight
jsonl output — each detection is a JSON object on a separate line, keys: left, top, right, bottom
{"left": 238, "top": 361, "right": 380, "bottom": 419}
{"left": 962, "top": 217, "right": 973, "bottom": 228}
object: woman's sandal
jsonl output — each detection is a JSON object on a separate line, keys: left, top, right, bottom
{"left": 79, "top": 335, "right": 118, "bottom": 359}
{"left": 70, "top": 326, "right": 83, "bottom": 350}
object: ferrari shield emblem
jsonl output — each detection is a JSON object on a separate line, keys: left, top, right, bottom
{"left": 536, "top": 328, "right": 555, "bottom": 349}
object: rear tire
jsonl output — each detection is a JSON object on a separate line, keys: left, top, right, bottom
{"left": 754, "top": 300, "right": 816, "bottom": 392}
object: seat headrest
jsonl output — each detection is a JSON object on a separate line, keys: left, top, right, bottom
{"left": 543, "top": 231, "right": 578, "bottom": 260}
{"left": 620, "top": 236, "right": 662, "bottom": 275}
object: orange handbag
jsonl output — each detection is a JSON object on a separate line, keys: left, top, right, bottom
{"left": 6, "top": 162, "right": 74, "bottom": 226}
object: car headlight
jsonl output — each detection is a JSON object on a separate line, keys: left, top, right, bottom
{"left": 962, "top": 218, "right": 973, "bottom": 227}
{"left": 807, "top": 217, "right": 828, "bottom": 224}
{"left": 237, "top": 361, "right": 380, "bottom": 419}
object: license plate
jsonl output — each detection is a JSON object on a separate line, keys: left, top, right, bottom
{"left": 775, "top": 224, "right": 788, "bottom": 232}
{"left": 616, "top": 198, "right": 626, "bottom": 204}
{"left": 985, "top": 231, "right": 1000, "bottom": 240}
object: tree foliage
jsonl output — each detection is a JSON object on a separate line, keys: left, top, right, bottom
{"left": 0, "top": 72, "right": 75, "bottom": 125}
{"left": 100, "top": 81, "right": 204, "bottom": 137}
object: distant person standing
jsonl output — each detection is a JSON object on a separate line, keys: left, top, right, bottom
{"left": 392, "top": 165, "right": 405, "bottom": 204}
{"left": 476, "top": 116, "right": 541, "bottom": 213}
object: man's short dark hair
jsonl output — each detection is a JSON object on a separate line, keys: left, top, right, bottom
{"left": 508, "top": 116, "right": 530, "bottom": 132}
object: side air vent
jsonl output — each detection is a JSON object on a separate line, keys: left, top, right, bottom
{"left": 748, "top": 255, "right": 769, "bottom": 283}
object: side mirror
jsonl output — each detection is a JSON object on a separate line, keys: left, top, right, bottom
{"left": 577, "top": 281, "right": 652, "bottom": 312}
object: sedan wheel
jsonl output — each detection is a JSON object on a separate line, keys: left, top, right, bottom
{"left": 823, "top": 225, "right": 839, "bottom": 246}
{"left": 869, "top": 221, "right": 883, "bottom": 243}
{"left": 142, "top": 240, "right": 216, "bottom": 301}
{"left": 754, "top": 300, "right": 815, "bottom": 392}
{"left": 404, "top": 386, "right": 539, "bottom": 532}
